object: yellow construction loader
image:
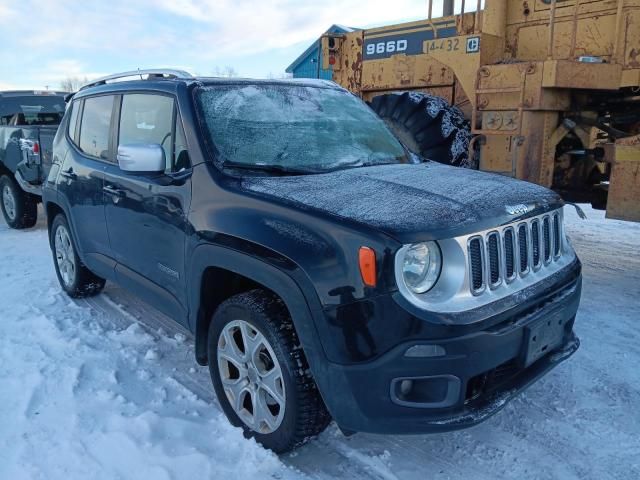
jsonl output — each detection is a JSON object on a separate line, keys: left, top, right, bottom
{"left": 320, "top": 0, "right": 640, "bottom": 221}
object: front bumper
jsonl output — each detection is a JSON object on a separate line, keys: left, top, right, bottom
{"left": 318, "top": 265, "right": 582, "bottom": 434}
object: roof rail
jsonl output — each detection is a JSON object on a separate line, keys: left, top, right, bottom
{"left": 80, "top": 69, "right": 194, "bottom": 90}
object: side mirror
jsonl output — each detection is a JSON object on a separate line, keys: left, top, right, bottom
{"left": 117, "top": 144, "right": 165, "bottom": 174}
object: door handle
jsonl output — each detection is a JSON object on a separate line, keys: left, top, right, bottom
{"left": 103, "top": 185, "right": 125, "bottom": 202}
{"left": 60, "top": 168, "right": 77, "bottom": 180}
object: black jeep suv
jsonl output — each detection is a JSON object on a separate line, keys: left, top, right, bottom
{"left": 43, "top": 70, "right": 581, "bottom": 452}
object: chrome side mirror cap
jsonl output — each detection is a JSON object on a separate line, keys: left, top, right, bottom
{"left": 117, "top": 144, "right": 165, "bottom": 173}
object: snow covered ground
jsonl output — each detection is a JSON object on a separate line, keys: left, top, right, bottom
{"left": 0, "top": 205, "right": 638, "bottom": 480}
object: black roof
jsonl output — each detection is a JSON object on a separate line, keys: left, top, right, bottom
{"left": 74, "top": 76, "right": 343, "bottom": 99}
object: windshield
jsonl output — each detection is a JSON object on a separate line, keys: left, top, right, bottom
{"left": 0, "top": 95, "right": 65, "bottom": 126}
{"left": 196, "top": 84, "right": 408, "bottom": 173}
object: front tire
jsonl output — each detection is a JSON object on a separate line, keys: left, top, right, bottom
{"left": 0, "top": 174, "right": 37, "bottom": 229}
{"left": 50, "top": 214, "right": 106, "bottom": 298}
{"left": 208, "top": 289, "right": 331, "bottom": 453}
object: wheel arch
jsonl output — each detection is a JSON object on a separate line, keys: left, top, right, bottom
{"left": 42, "top": 195, "right": 85, "bottom": 262}
{"left": 0, "top": 162, "right": 13, "bottom": 178}
{"left": 189, "top": 243, "right": 328, "bottom": 375}
{"left": 44, "top": 201, "right": 66, "bottom": 243}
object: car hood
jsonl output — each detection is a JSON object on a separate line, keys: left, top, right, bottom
{"left": 241, "top": 162, "right": 563, "bottom": 243}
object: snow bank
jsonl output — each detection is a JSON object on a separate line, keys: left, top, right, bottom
{"left": 0, "top": 218, "right": 300, "bottom": 480}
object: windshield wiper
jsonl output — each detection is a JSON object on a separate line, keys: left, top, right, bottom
{"left": 323, "top": 159, "right": 404, "bottom": 173}
{"left": 222, "top": 161, "right": 316, "bottom": 175}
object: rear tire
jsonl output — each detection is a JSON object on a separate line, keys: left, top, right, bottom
{"left": 208, "top": 289, "right": 331, "bottom": 453}
{"left": 369, "top": 92, "right": 474, "bottom": 168}
{"left": 50, "top": 214, "right": 106, "bottom": 298}
{"left": 0, "top": 174, "right": 38, "bottom": 229}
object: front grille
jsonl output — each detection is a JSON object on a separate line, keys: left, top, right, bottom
{"left": 467, "top": 211, "right": 564, "bottom": 295}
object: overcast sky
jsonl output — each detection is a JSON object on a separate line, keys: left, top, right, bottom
{"left": 0, "top": 0, "right": 454, "bottom": 90}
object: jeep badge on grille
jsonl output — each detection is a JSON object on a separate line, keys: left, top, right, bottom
{"left": 505, "top": 204, "right": 530, "bottom": 215}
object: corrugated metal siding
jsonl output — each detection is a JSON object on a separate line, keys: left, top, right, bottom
{"left": 318, "top": 66, "right": 333, "bottom": 80}
{"left": 291, "top": 44, "right": 334, "bottom": 80}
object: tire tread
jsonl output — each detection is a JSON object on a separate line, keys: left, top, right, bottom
{"left": 210, "top": 289, "right": 331, "bottom": 452}
{"left": 51, "top": 214, "right": 106, "bottom": 298}
{"left": 368, "top": 92, "right": 474, "bottom": 167}
{"left": 0, "top": 175, "right": 38, "bottom": 229}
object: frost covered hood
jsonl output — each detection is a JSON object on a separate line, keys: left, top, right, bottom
{"left": 242, "top": 162, "right": 563, "bottom": 242}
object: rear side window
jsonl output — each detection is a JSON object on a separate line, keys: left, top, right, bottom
{"left": 67, "top": 101, "right": 79, "bottom": 143}
{"left": 79, "top": 95, "right": 114, "bottom": 160}
{"left": 119, "top": 94, "right": 174, "bottom": 170}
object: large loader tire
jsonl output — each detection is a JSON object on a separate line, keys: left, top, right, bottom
{"left": 369, "top": 92, "right": 474, "bottom": 168}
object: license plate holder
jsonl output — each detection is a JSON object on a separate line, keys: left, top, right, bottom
{"left": 522, "top": 310, "right": 568, "bottom": 367}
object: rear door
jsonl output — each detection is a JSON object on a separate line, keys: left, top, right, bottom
{"left": 57, "top": 95, "right": 115, "bottom": 279}
{"left": 103, "top": 93, "right": 192, "bottom": 324}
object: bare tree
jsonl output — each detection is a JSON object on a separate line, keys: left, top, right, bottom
{"left": 212, "top": 66, "right": 239, "bottom": 78}
{"left": 59, "top": 76, "right": 88, "bottom": 92}
{"left": 266, "top": 71, "right": 292, "bottom": 80}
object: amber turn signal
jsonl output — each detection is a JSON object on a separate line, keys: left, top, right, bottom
{"left": 359, "top": 246, "right": 377, "bottom": 287}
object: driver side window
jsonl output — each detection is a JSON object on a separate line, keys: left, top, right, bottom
{"left": 119, "top": 94, "right": 174, "bottom": 171}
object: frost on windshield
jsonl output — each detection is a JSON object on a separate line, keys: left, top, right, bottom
{"left": 197, "top": 84, "right": 407, "bottom": 170}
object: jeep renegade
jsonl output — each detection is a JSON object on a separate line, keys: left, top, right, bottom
{"left": 43, "top": 70, "right": 581, "bottom": 453}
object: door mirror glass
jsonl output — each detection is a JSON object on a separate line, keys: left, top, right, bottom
{"left": 117, "top": 144, "right": 165, "bottom": 173}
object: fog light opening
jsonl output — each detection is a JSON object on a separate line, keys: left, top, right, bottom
{"left": 399, "top": 379, "right": 413, "bottom": 396}
{"left": 391, "top": 375, "right": 461, "bottom": 408}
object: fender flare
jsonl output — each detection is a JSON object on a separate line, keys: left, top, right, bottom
{"left": 43, "top": 191, "right": 89, "bottom": 257}
{"left": 188, "top": 242, "right": 332, "bottom": 393}
{"left": 43, "top": 193, "right": 76, "bottom": 247}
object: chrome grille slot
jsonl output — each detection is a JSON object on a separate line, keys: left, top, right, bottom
{"left": 504, "top": 227, "right": 516, "bottom": 282}
{"left": 543, "top": 216, "right": 551, "bottom": 264}
{"left": 465, "top": 210, "right": 566, "bottom": 295}
{"left": 531, "top": 219, "right": 541, "bottom": 269}
{"left": 518, "top": 224, "right": 529, "bottom": 274}
{"left": 553, "top": 214, "right": 561, "bottom": 257}
{"left": 468, "top": 237, "right": 485, "bottom": 294}
{"left": 487, "top": 232, "right": 501, "bottom": 288}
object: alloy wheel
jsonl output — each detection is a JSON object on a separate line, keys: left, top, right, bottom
{"left": 54, "top": 225, "right": 76, "bottom": 287}
{"left": 217, "top": 320, "right": 286, "bottom": 434}
{"left": 2, "top": 185, "right": 16, "bottom": 221}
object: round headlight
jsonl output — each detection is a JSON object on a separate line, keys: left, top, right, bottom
{"left": 402, "top": 241, "right": 442, "bottom": 294}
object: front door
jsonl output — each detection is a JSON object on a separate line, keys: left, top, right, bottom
{"left": 103, "top": 93, "right": 192, "bottom": 324}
